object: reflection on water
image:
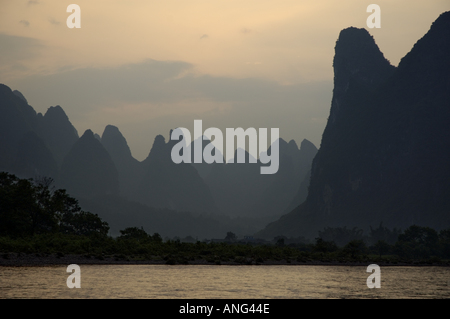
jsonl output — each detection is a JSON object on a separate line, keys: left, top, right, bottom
{"left": 0, "top": 265, "right": 449, "bottom": 299}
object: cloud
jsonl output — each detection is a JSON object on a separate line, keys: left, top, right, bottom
{"left": 19, "top": 20, "right": 30, "bottom": 27}
{"left": 10, "top": 59, "right": 194, "bottom": 112}
{"left": 10, "top": 58, "right": 331, "bottom": 120}
{"left": 0, "top": 33, "right": 42, "bottom": 65}
{"left": 0, "top": 33, "right": 44, "bottom": 80}
{"left": 200, "top": 34, "right": 209, "bottom": 39}
{"left": 8, "top": 59, "right": 331, "bottom": 159}
{"left": 12, "top": 58, "right": 316, "bottom": 108}
{"left": 48, "top": 18, "right": 60, "bottom": 26}
{"left": 27, "top": 0, "right": 39, "bottom": 5}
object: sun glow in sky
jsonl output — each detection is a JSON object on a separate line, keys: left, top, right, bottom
{"left": 0, "top": 0, "right": 448, "bottom": 160}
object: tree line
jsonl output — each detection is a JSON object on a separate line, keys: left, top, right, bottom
{"left": 1, "top": 172, "right": 450, "bottom": 264}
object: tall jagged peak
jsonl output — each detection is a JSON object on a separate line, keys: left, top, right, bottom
{"left": 145, "top": 134, "right": 168, "bottom": 162}
{"left": 0, "top": 84, "right": 39, "bottom": 154}
{"left": 399, "top": 11, "right": 450, "bottom": 69}
{"left": 39, "top": 105, "right": 79, "bottom": 167}
{"left": 152, "top": 134, "right": 166, "bottom": 149}
{"left": 327, "top": 27, "right": 395, "bottom": 126}
{"left": 77, "top": 129, "right": 101, "bottom": 145}
{"left": 78, "top": 129, "right": 101, "bottom": 145}
{"left": 288, "top": 139, "right": 299, "bottom": 150}
{"left": 43, "top": 105, "right": 78, "bottom": 137}
{"left": 334, "top": 27, "right": 391, "bottom": 65}
{"left": 44, "top": 105, "right": 69, "bottom": 122}
{"left": 101, "top": 124, "right": 133, "bottom": 159}
{"left": 299, "top": 139, "right": 317, "bottom": 153}
{"left": 256, "top": 11, "right": 450, "bottom": 240}
{"left": 333, "top": 27, "right": 395, "bottom": 89}
{"left": 60, "top": 128, "right": 119, "bottom": 198}
{"left": 395, "top": 11, "right": 450, "bottom": 96}
{"left": 0, "top": 84, "right": 37, "bottom": 119}
{"left": 81, "top": 129, "right": 94, "bottom": 139}
{"left": 102, "top": 124, "right": 122, "bottom": 137}
{"left": 12, "top": 90, "right": 28, "bottom": 104}
{"left": 42, "top": 105, "right": 78, "bottom": 139}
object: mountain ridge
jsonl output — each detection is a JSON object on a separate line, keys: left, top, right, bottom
{"left": 256, "top": 11, "right": 450, "bottom": 239}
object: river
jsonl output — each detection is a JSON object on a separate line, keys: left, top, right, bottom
{"left": 1, "top": 264, "right": 449, "bottom": 299}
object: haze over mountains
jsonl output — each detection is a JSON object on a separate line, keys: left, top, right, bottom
{"left": 204, "top": 138, "right": 317, "bottom": 222}
{"left": 257, "top": 11, "right": 450, "bottom": 239}
{"left": 2, "top": 11, "right": 449, "bottom": 241}
{"left": 0, "top": 83, "right": 316, "bottom": 238}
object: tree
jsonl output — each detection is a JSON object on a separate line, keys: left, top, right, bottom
{"left": 396, "top": 225, "right": 439, "bottom": 259}
{"left": 318, "top": 226, "right": 364, "bottom": 247}
{"left": 342, "top": 240, "right": 367, "bottom": 259}
{"left": 67, "top": 210, "right": 109, "bottom": 237}
{"left": 0, "top": 172, "right": 33, "bottom": 236}
{"left": 119, "top": 227, "right": 149, "bottom": 241}
{"left": 0, "top": 172, "right": 109, "bottom": 238}
{"left": 369, "top": 222, "right": 401, "bottom": 245}
{"left": 372, "top": 240, "right": 390, "bottom": 258}
{"left": 151, "top": 233, "right": 163, "bottom": 243}
{"left": 225, "top": 231, "right": 237, "bottom": 242}
{"left": 438, "top": 229, "right": 450, "bottom": 258}
{"left": 314, "top": 237, "right": 338, "bottom": 253}
{"left": 0, "top": 172, "right": 58, "bottom": 236}
{"left": 274, "top": 235, "right": 287, "bottom": 247}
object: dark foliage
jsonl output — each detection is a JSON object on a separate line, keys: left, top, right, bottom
{"left": 0, "top": 172, "right": 109, "bottom": 238}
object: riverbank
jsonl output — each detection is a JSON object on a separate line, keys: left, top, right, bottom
{"left": 1, "top": 252, "right": 449, "bottom": 267}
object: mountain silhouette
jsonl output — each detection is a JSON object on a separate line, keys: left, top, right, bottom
{"left": 253, "top": 138, "right": 317, "bottom": 220}
{"left": 59, "top": 129, "right": 119, "bottom": 199}
{"left": 257, "top": 11, "right": 450, "bottom": 239}
{"left": 12, "top": 90, "right": 28, "bottom": 104}
{"left": 281, "top": 139, "right": 319, "bottom": 214}
{"left": 190, "top": 135, "right": 225, "bottom": 179}
{"left": 202, "top": 137, "right": 317, "bottom": 224}
{"left": 11, "top": 131, "right": 58, "bottom": 180}
{"left": 0, "top": 83, "right": 278, "bottom": 238}
{"left": 130, "top": 133, "right": 219, "bottom": 214}
{"left": 38, "top": 105, "right": 79, "bottom": 167}
{"left": 101, "top": 125, "right": 142, "bottom": 198}
{"left": 0, "top": 85, "right": 58, "bottom": 179}
{"left": 205, "top": 146, "right": 263, "bottom": 218}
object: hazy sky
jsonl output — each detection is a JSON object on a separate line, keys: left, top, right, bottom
{"left": 1, "top": 0, "right": 448, "bottom": 160}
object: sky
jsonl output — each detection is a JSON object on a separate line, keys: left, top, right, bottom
{"left": 1, "top": 0, "right": 449, "bottom": 160}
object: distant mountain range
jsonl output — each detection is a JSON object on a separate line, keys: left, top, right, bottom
{"left": 0, "top": 82, "right": 316, "bottom": 238}
{"left": 3, "top": 12, "right": 447, "bottom": 241}
{"left": 257, "top": 11, "right": 450, "bottom": 239}
{"left": 203, "top": 138, "right": 317, "bottom": 223}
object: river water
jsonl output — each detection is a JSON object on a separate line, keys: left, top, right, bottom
{"left": 1, "top": 265, "right": 449, "bottom": 299}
